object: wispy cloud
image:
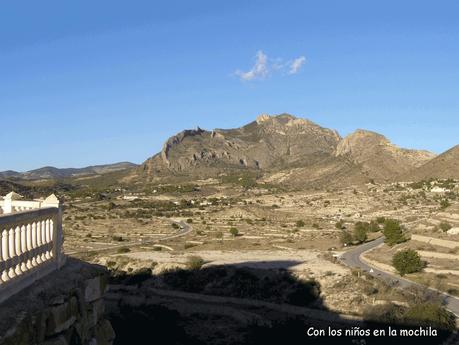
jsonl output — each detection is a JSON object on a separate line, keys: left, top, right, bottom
{"left": 235, "top": 50, "right": 268, "bottom": 81}
{"left": 235, "top": 51, "right": 306, "bottom": 81}
{"left": 288, "top": 56, "right": 306, "bottom": 75}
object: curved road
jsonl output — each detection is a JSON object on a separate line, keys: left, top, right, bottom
{"left": 68, "top": 220, "right": 192, "bottom": 255}
{"left": 339, "top": 237, "right": 459, "bottom": 317}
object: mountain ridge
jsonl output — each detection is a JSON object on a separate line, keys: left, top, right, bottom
{"left": 0, "top": 162, "right": 138, "bottom": 181}
{"left": 136, "top": 113, "right": 445, "bottom": 186}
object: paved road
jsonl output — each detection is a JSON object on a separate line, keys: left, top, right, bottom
{"left": 67, "top": 220, "right": 192, "bottom": 255}
{"left": 339, "top": 237, "right": 459, "bottom": 317}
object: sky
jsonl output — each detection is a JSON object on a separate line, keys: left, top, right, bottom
{"left": 1, "top": 0, "right": 458, "bottom": 171}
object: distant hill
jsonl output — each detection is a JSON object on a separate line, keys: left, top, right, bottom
{"left": 0, "top": 162, "right": 138, "bottom": 181}
{"left": 135, "top": 113, "right": 440, "bottom": 187}
{"left": 401, "top": 145, "right": 459, "bottom": 181}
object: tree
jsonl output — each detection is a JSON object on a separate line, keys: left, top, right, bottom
{"left": 383, "top": 219, "right": 407, "bottom": 246}
{"left": 353, "top": 222, "right": 369, "bottom": 243}
{"left": 392, "top": 249, "right": 425, "bottom": 276}
{"left": 340, "top": 231, "right": 353, "bottom": 246}
{"left": 229, "top": 227, "right": 239, "bottom": 237}
{"left": 354, "top": 226, "right": 368, "bottom": 243}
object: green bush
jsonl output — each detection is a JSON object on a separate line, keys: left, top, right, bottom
{"left": 229, "top": 227, "right": 239, "bottom": 237}
{"left": 335, "top": 220, "right": 345, "bottom": 230}
{"left": 296, "top": 220, "right": 305, "bottom": 228}
{"left": 186, "top": 218, "right": 193, "bottom": 224}
{"left": 439, "top": 221, "right": 452, "bottom": 232}
{"left": 383, "top": 219, "right": 407, "bottom": 246}
{"left": 392, "top": 249, "right": 425, "bottom": 276}
{"left": 186, "top": 256, "right": 205, "bottom": 270}
{"left": 340, "top": 231, "right": 353, "bottom": 246}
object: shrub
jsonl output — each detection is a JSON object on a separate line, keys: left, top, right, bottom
{"left": 112, "top": 236, "right": 124, "bottom": 242}
{"left": 440, "top": 199, "right": 451, "bottom": 209}
{"left": 186, "top": 218, "right": 193, "bottom": 224}
{"left": 383, "top": 219, "right": 407, "bottom": 246}
{"left": 392, "top": 249, "right": 425, "bottom": 276}
{"left": 171, "top": 223, "right": 180, "bottom": 229}
{"left": 186, "top": 256, "right": 205, "bottom": 270}
{"left": 340, "top": 231, "right": 353, "bottom": 246}
{"left": 404, "top": 303, "right": 456, "bottom": 330}
{"left": 335, "top": 220, "right": 345, "bottom": 230}
{"left": 296, "top": 220, "right": 305, "bottom": 228}
{"left": 439, "top": 222, "right": 452, "bottom": 232}
{"left": 229, "top": 227, "right": 239, "bottom": 237}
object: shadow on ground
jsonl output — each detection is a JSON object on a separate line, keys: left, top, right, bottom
{"left": 106, "top": 260, "right": 456, "bottom": 345}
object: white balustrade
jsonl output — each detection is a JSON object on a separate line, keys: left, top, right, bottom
{"left": 0, "top": 193, "right": 65, "bottom": 304}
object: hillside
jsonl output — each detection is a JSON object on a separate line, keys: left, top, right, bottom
{"left": 135, "top": 114, "right": 438, "bottom": 187}
{"left": 402, "top": 145, "right": 459, "bottom": 181}
{"left": 336, "top": 130, "right": 435, "bottom": 181}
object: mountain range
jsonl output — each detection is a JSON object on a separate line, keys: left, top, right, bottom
{"left": 0, "top": 162, "right": 138, "bottom": 181}
{"left": 2, "top": 114, "right": 458, "bottom": 188}
{"left": 136, "top": 113, "right": 455, "bottom": 187}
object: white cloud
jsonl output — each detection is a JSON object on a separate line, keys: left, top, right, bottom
{"left": 235, "top": 50, "right": 268, "bottom": 81}
{"left": 288, "top": 56, "right": 306, "bottom": 74}
{"left": 235, "top": 51, "right": 306, "bottom": 81}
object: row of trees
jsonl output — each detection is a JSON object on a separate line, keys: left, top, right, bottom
{"left": 340, "top": 218, "right": 408, "bottom": 247}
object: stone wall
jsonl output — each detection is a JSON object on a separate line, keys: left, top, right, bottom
{"left": 0, "top": 259, "right": 115, "bottom": 345}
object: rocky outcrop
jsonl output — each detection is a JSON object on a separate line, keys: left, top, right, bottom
{"left": 138, "top": 113, "right": 342, "bottom": 179}
{"left": 336, "top": 129, "right": 435, "bottom": 181}
{"left": 0, "top": 259, "right": 115, "bottom": 345}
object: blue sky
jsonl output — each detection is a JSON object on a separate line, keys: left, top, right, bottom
{"left": 1, "top": 1, "right": 458, "bottom": 171}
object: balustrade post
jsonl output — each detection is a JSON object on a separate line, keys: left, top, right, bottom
{"left": 26, "top": 223, "right": 33, "bottom": 269}
{"left": 43, "top": 194, "right": 63, "bottom": 268}
{"left": 31, "top": 222, "right": 38, "bottom": 267}
{"left": 20, "top": 225, "right": 27, "bottom": 272}
{"left": 8, "top": 228, "right": 16, "bottom": 279}
{"left": 1, "top": 230, "right": 9, "bottom": 282}
{"left": 36, "top": 221, "right": 43, "bottom": 264}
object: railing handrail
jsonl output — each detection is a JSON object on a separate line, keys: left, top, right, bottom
{"left": 0, "top": 207, "right": 58, "bottom": 226}
{"left": 0, "top": 192, "right": 65, "bottom": 305}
